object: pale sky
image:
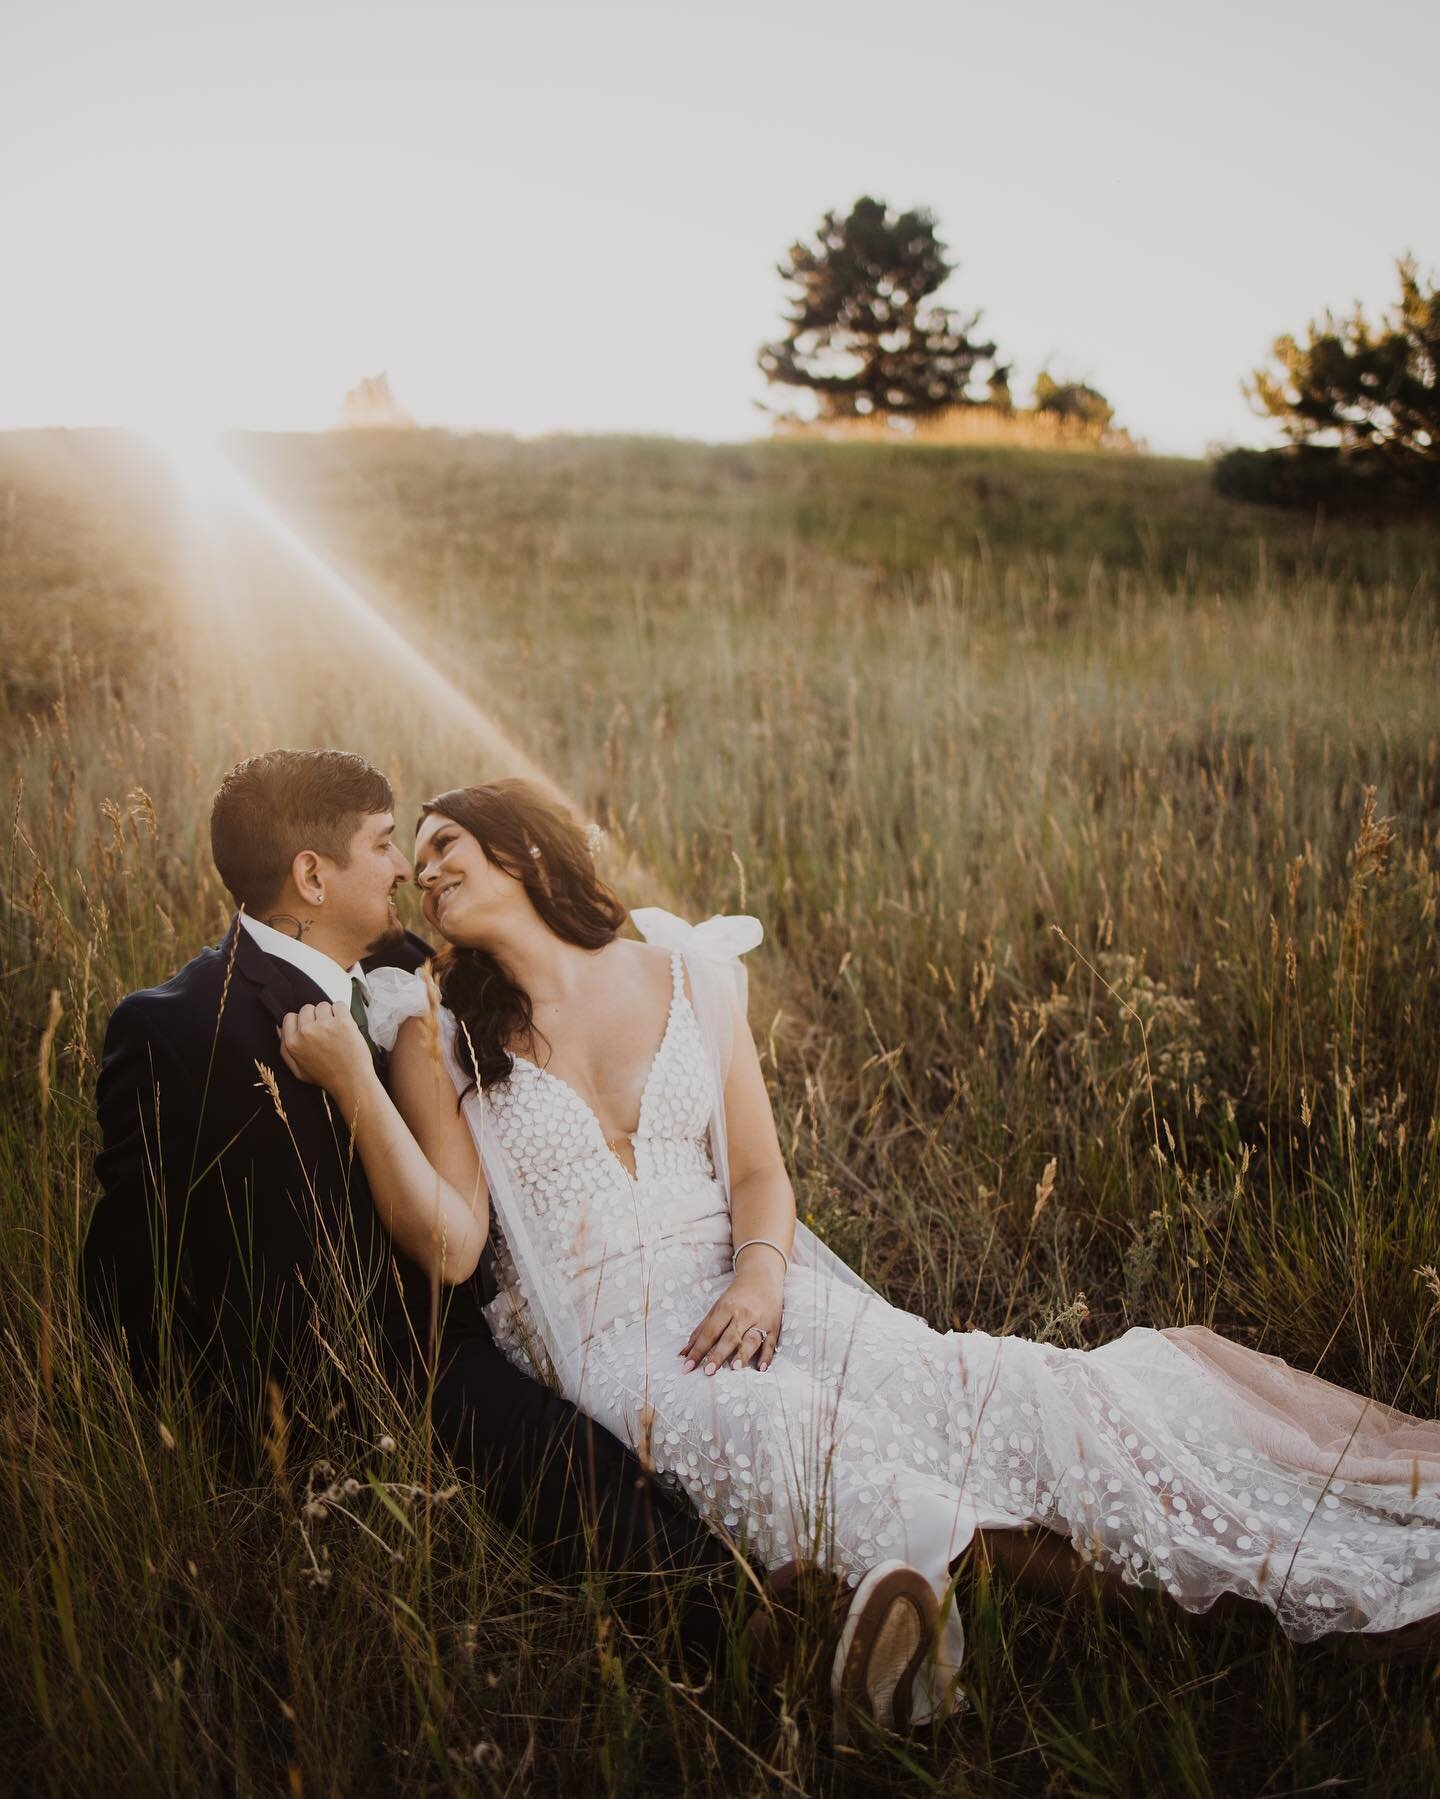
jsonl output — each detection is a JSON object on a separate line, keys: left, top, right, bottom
{"left": 2, "top": 0, "right": 1435, "bottom": 456}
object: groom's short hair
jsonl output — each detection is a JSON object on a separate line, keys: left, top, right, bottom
{"left": 210, "top": 749, "right": 393, "bottom": 912}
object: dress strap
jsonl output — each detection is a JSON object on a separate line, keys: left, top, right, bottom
{"left": 669, "top": 947, "right": 684, "bottom": 1002}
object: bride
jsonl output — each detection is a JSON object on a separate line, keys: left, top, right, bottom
{"left": 279, "top": 778, "right": 1440, "bottom": 1728}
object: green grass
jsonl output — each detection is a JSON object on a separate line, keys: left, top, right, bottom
{"left": 2, "top": 428, "right": 1438, "bottom": 1794}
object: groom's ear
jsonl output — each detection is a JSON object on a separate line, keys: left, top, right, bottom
{"left": 292, "top": 849, "right": 326, "bottom": 907}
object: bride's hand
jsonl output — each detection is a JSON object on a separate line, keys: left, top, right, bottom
{"left": 278, "top": 1002, "right": 376, "bottom": 1112}
{"left": 680, "top": 1268, "right": 783, "bottom": 1375}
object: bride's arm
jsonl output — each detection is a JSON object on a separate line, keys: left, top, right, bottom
{"left": 680, "top": 993, "right": 795, "bottom": 1375}
{"left": 279, "top": 1003, "right": 488, "bottom": 1285}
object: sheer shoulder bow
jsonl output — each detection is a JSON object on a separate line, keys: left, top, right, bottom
{"left": 631, "top": 907, "right": 762, "bottom": 1016}
{"left": 364, "top": 965, "right": 433, "bottom": 1051}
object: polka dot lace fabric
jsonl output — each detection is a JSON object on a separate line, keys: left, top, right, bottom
{"left": 366, "top": 958, "right": 1440, "bottom": 1646}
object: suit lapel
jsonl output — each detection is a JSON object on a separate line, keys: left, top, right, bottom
{"left": 226, "top": 918, "right": 368, "bottom": 1225}
{"left": 226, "top": 916, "right": 389, "bottom": 1074}
{"left": 227, "top": 915, "right": 335, "bottom": 1026}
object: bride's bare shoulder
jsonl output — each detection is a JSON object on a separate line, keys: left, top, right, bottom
{"left": 599, "top": 935, "right": 676, "bottom": 993}
{"left": 609, "top": 934, "right": 670, "bottom": 964}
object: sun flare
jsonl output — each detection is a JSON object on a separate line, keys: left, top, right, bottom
{"left": 144, "top": 424, "right": 571, "bottom": 810}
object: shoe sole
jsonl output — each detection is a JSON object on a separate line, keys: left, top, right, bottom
{"left": 832, "top": 1560, "right": 938, "bottom": 1745}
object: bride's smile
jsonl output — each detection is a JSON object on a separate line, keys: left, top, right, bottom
{"left": 415, "top": 812, "right": 527, "bottom": 942}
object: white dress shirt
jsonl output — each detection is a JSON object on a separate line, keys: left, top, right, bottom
{"left": 239, "top": 913, "right": 369, "bottom": 1007}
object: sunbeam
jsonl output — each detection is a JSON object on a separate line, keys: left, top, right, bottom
{"left": 145, "top": 427, "right": 575, "bottom": 813}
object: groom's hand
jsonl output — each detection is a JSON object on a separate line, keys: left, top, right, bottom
{"left": 279, "top": 1003, "right": 375, "bottom": 1113}
{"left": 680, "top": 1268, "right": 784, "bottom": 1376}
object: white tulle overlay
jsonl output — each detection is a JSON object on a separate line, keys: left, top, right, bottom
{"left": 366, "top": 913, "right": 1440, "bottom": 1706}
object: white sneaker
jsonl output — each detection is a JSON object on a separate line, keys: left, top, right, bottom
{"left": 831, "top": 1559, "right": 940, "bottom": 1744}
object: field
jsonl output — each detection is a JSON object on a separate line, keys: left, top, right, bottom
{"left": 2, "top": 426, "right": 1439, "bottom": 1794}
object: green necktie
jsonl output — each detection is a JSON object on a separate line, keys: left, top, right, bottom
{"left": 349, "top": 980, "right": 380, "bottom": 1061}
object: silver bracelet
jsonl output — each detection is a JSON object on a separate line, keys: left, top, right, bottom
{"left": 732, "top": 1236, "right": 790, "bottom": 1276}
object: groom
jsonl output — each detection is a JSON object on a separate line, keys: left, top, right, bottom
{"left": 82, "top": 748, "right": 744, "bottom": 1655}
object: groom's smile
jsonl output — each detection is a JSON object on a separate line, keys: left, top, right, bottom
{"left": 329, "top": 810, "right": 415, "bottom": 959}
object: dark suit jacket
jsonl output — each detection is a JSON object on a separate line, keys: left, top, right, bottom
{"left": 82, "top": 916, "right": 490, "bottom": 1444}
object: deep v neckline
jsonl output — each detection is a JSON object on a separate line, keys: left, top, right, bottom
{"left": 508, "top": 959, "right": 684, "bottom": 1178}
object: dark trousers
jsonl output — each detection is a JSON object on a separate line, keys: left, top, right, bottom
{"left": 430, "top": 1330, "right": 742, "bottom": 1664}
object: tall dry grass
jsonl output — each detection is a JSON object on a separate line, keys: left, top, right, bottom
{"left": 2, "top": 428, "right": 1438, "bottom": 1794}
{"left": 772, "top": 406, "right": 1138, "bottom": 452}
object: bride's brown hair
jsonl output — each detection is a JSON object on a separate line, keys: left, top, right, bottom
{"left": 418, "top": 779, "right": 627, "bottom": 1093}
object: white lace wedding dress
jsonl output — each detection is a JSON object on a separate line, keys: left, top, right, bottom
{"left": 368, "top": 943, "right": 1440, "bottom": 1673}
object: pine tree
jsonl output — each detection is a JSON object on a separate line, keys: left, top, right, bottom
{"left": 758, "top": 196, "right": 1000, "bottom": 421}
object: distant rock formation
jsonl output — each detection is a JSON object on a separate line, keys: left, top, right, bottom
{"left": 333, "top": 372, "right": 415, "bottom": 431}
